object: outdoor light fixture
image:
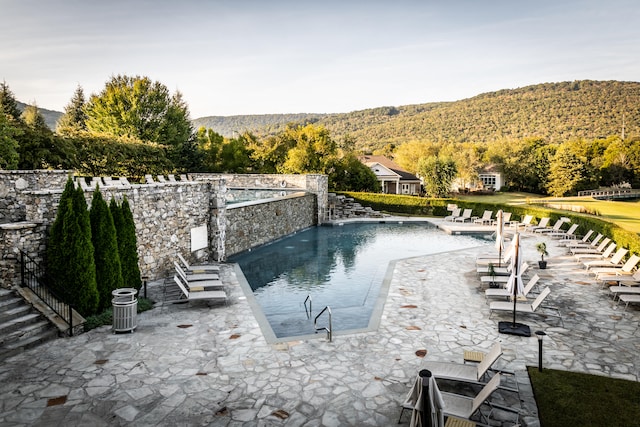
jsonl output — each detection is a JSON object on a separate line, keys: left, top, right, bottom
{"left": 535, "top": 330, "right": 546, "bottom": 372}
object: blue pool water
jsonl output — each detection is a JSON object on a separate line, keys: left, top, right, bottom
{"left": 229, "top": 222, "right": 485, "bottom": 339}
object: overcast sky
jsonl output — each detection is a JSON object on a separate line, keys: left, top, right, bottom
{"left": 2, "top": 0, "right": 639, "bottom": 118}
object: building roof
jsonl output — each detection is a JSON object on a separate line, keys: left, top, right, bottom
{"left": 359, "top": 155, "right": 420, "bottom": 181}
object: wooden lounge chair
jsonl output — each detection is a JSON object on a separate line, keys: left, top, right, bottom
{"left": 489, "top": 287, "right": 562, "bottom": 325}
{"left": 485, "top": 274, "right": 540, "bottom": 300}
{"left": 173, "top": 276, "right": 226, "bottom": 305}
{"left": 177, "top": 253, "right": 220, "bottom": 274}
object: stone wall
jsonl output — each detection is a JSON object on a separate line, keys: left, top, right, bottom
{"left": 224, "top": 193, "right": 317, "bottom": 256}
{"left": 0, "top": 171, "right": 324, "bottom": 287}
{"left": 0, "top": 170, "right": 70, "bottom": 224}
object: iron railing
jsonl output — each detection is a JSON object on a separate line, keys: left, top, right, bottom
{"left": 20, "top": 250, "right": 74, "bottom": 336}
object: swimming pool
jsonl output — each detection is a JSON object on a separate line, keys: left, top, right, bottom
{"left": 229, "top": 222, "right": 486, "bottom": 341}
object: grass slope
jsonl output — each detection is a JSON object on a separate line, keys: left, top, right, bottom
{"left": 528, "top": 367, "right": 640, "bottom": 427}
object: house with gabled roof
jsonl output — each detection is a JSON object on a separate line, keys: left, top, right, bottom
{"left": 359, "top": 155, "right": 421, "bottom": 195}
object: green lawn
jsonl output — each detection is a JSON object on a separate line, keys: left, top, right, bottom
{"left": 528, "top": 367, "right": 640, "bottom": 427}
{"left": 456, "top": 192, "right": 640, "bottom": 234}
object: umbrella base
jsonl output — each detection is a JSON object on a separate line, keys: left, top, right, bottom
{"left": 498, "top": 321, "right": 531, "bottom": 337}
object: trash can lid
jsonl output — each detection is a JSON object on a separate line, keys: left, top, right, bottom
{"left": 112, "top": 288, "right": 138, "bottom": 297}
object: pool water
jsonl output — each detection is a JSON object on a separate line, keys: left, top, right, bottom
{"left": 229, "top": 222, "right": 485, "bottom": 339}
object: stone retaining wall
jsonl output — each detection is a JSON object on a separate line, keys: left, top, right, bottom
{"left": 0, "top": 171, "right": 324, "bottom": 287}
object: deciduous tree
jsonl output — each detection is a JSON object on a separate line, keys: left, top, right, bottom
{"left": 417, "top": 155, "right": 457, "bottom": 198}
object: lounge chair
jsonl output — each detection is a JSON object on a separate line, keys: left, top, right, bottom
{"left": 473, "top": 210, "right": 493, "bottom": 225}
{"left": 489, "top": 287, "right": 562, "bottom": 325}
{"left": 548, "top": 223, "right": 579, "bottom": 239}
{"left": 618, "top": 294, "right": 640, "bottom": 311}
{"left": 421, "top": 342, "right": 503, "bottom": 383}
{"left": 174, "top": 264, "right": 224, "bottom": 291}
{"left": 492, "top": 212, "right": 511, "bottom": 225}
{"left": 560, "top": 229, "right": 594, "bottom": 247}
{"left": 476, "top": 263, "right": 512, "bottom": 276}
{"left": 454, "top": 209, "right": 473, "bottom": 223}
{"left": 570, "top": 237, "right": 611, "bottom": 255}
{"left": 609, "top": 285, "right": 640, "bottom": 301}
{"left": 173, "top": 276, "right": 226, "bottom": 305}
{"left": 168, "top": 174, "right": 177, "bottom": 182}
{"left": 574, "top": 242, "right": 616, "bottom": 261}
{"left": 480, "top": 263, "right": 529, "bottom": 285}
{"left": 485, "top": 274, "right": 540, "bottom": 300}
{"left": 527, "top": 217, "right": 550, "bottom": 233}
{"left": 511, "top": 215, "right": 534, "bottom": 230}
{"left": 156, "top": 175, "right": 167, "bottom": 183}
{"left": 593, "top": 254, "right": 640, "bottom": 280}
{"left": 583, "top": 248, "right": 628, "bottom": 269}
{"left": 440, "top": 374, "right": 502, "bottom": 425}
{"left": 445, "top": 208, "right": 461, "bottom": 222}
{"left": 566, "top": 233, "right": 603, "bottom": 250}
{"left": 174, "top": 261, "right": 220, "bottom": 282}
{"left": 177, "top": 253, "right": 220, "bottom": 274}
{"left": 535, "top": 218, "right": 567, "bottom": 234}
{"left": 603, "top": 270, "right": 640, "bottom": 287}
{"left": 144, "top": 174, "right": 154, "bottom": 184}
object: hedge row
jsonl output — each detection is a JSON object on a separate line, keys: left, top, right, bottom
{"left": 339, "top": 192, "right": 640, "bottom": 256}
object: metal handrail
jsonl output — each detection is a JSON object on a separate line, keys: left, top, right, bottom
{"left": 20, "top": 250, "right": 74, "bottom": 336}
{"left": 304, "top": 295, "right": 312, "bottom": 319}
{"left": 314, "top": 306, "right": 332, "bottom": 342}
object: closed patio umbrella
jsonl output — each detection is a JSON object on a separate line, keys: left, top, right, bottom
{"left": 499, "top": 232, "right": 531, "bottom": 336}
{"left": 495, "top": 210, "right": 505, "bottom": 267}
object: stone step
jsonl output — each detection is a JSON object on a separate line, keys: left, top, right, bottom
{"left": 0, "top": 295, "right": 24, "bottom": 312}
{"left": 0, "top": 318, "right": 56, "bottom": 347}
{"left": 0, "top": 303, "right": 32, "bottom": 324}
{"left": 0, "top": 312, "right": 43, "bottom": 337}
{"left": 0, "top": 326, "right": 59, "bottom": 361}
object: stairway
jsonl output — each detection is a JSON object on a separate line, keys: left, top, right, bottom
{"left": 0, "top": 288, "right": 59, "bottom": 361}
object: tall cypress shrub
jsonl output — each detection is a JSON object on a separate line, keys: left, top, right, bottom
{"left": 111, "top": 196, "right": 142, "bottom": 290}
{"left": 46, "top": 177, "right": 99, "bottom": 316}
{"left": 90, "top": 188, "right": 123, "bottom": 311}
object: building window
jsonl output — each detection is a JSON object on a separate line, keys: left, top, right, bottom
{"left": 402, "top": 184, "right": 410, "bottom": 194}
{"left": 479, "top": 174, "right": 496, "bottom": 188}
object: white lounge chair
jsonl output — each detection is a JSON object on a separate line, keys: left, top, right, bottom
{"left": 174, "top": 261, "right": 220, "bottom": 282}
{"left": 618, "top": 294, "right": 640, "bottom": 311}
{"left": 527, "top": 217, "right": 550, "bottom": 233}
{"left": 566, "top": 233, "right": 603, "bottom": 250}
{"left": 603, "top": 270, "right": 640, "bottom": 287}
{"left": 480, "top": 263, "right": 529, "bottom": 285}
{"left": 560, "top": 229, "right": 594, "bottom": 247}
{"left": 511, "top": 215, "right": 534, "bottom": 230}
{"left": 574, "top": 242, "right": 616, "bottom": 261}
{"left": 492, "top": 212, "right": 511, "bottom": 225}
{"left": 570, "top": 237, "right": 611, "bottom": 255}
{"left": 440, "top": 374, "right": 502, "bottom": 424}
{"left": 583, "top": 248, "right": 628, "bottom": 270}
{"left": 445, "top": 208, "right": 461, "bottom": 222}
{"left": 473, "top": 210, "right": 493, "bottom": 225}
{"left": 421, "top": 342, "right": 503, "bottom": 383}
{"left": 548, "top": 223, "right": 579, "bottom": 239}
{"left": 174, "top": 264, "right": 223, "bottom": 291}
{"left": 535, "top": 218, "right": 567, "bottom": 234}
{"left": 593, "top": 254, "right": 640, "bottom": 280}
{"left": 485, "top": 274, "right": 540, "bottom": 300}
{"left": 454, "top": 209, "right": 473, "bottom": 223}
{"left": 489, "top": 287, "right": 562, "bottom": 325}
{"left": 177, "top": 253, "right": 220, "bottom": 274}
{"left": 144, "top": 174, "right": 154, "bottom": 184}
{"left": 609, "top": 285, "right": 640, "bottom": 301}
{"left": 173, "top": 276, "right": 226, "bottom": 305}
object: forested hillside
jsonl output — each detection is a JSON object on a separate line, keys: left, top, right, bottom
{"left": 193, "top": 80, "right": 640, "bottom": 153}
{"left": 17, "top": 101, "right": 62, "bottom": 130}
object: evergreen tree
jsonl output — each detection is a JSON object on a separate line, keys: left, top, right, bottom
{"left": 0, "top": 112, "right": 20, "bottom": 169}
{"left": 90, "top": 188, "right": 124, "bottom": 311}
{"left": 0, "top": 81, "right": 22, "bottom": 121}
{"left": 47, "top": 178, "right": 99, "bottom": 316}
{"left": 21, "top": 104, "right": 49, "bottom": 131}
{"left": 111, "top": 196, "right": 142, "bottom": 290}
{"left": 56, "top": 85, "right": 87, "bottom": 135}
